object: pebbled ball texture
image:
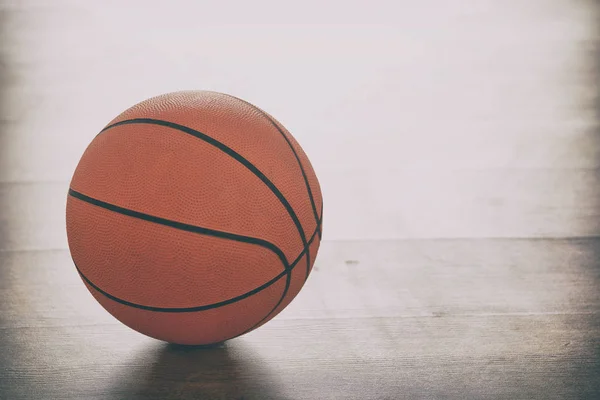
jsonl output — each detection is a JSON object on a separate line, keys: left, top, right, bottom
{"left": 66, "top": 91, "right": 322, "bottom": 345}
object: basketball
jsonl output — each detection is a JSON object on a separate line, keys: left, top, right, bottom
{"left": 65, "top": 91, "right": 323, "bottom": 345}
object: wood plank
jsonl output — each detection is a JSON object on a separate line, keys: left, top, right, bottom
{"left": 1, "top": 239, "right": 599, "bottom": 399}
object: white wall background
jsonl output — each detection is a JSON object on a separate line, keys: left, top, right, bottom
{"left": 1, "top": 0, "right": 598, "bottom": 243}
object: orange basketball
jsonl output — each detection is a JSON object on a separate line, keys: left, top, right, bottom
{"left": 66, "top": 91, "right": 322, "bottom": 345}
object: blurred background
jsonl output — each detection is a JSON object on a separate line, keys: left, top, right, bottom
{"left": 1, "top": 1, "right": 599, "bottom": 399}
{"left": 1, "top": 0, "right": 598, "bottom": 246}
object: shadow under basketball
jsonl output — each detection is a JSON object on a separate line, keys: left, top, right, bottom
{"left": 107, "top": 339, "right": 286, "bottom": 400}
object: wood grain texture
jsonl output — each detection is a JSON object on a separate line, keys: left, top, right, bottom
{"left": 1, "top": 0, "right": 599, "bottom": 399}
{"left": 1, "top": 239, "right": 599, "bottom": 399}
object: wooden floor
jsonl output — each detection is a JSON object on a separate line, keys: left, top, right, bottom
{"left": 1, "top": 1, "right": 600, "bottom": 399}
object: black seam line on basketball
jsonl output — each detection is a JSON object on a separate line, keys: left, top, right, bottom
{"left": 227, "top": 201, "right": 323, "bottom": 342}
{"left": 236, "top": 203, "right": 323, "bottom": 337}
{"left": 248, "top": 197, "right": 322, "bottom": 332}
{"left": 69, "top": 188, "right": 290, "bottom": 268}
{"left": 250, "top": 108, "right": 324, "bottom": 242}
{"left": 69, "top": 187, "right": 317, "bottom": 313}
{"left": 72, "top": 219, "right": 320, "bottom": 313}
{"left": 241, "top": 199, "right": 323, "bottom": 335}
{"left": 100, "top": 118, "right": 311, "bottom": 281}
{"left": 219, "top": 93, "right": 323, "bottom": 241}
